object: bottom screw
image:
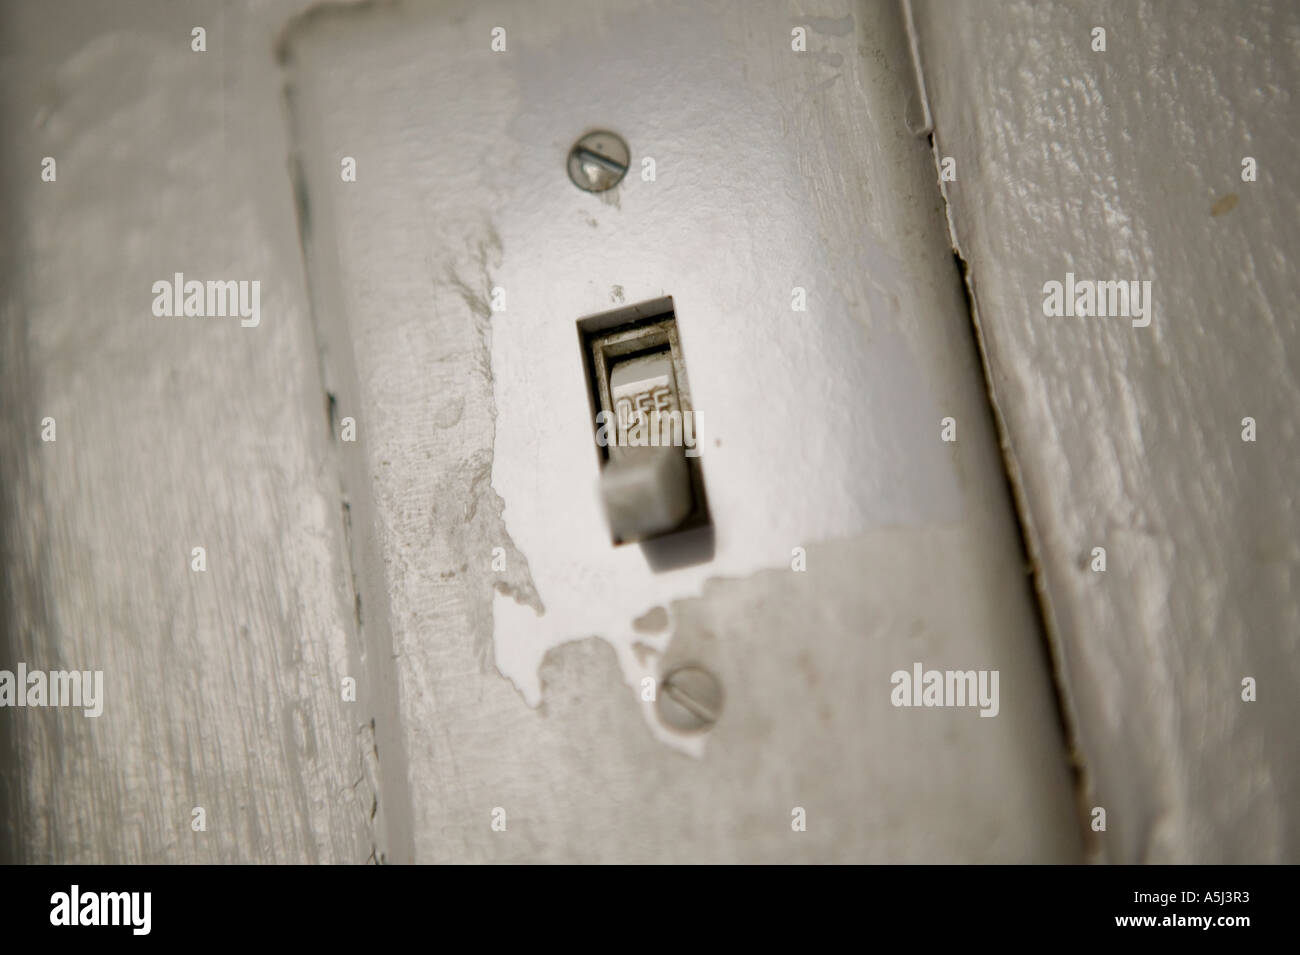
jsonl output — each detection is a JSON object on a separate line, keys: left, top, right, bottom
{"left": 656, "top": 665, "right": 723, "bottom": 732}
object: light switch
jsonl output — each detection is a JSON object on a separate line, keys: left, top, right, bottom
{"left": 577, "top": 297, "right": 709, "bottom": 545}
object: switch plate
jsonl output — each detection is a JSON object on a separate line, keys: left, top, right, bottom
{"left": 276, "top": 0, "right": 1081, "bottom": 863}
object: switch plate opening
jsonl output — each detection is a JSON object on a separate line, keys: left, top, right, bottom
{"left": 577, "top": 296, "right": 711, "bottom": 545}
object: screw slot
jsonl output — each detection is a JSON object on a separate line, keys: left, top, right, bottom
{"left": 656, "top": 665, "right": 723, "bottom": 733}
{"left": 568, "top": 131, "right": 629, "bottom": 193}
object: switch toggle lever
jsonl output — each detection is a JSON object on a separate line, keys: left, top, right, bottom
{"left": 602, "top": 352, "right": 693, "bottom": 542}
{"left": 577, "top": 297, "right": 710, "bottom": 546}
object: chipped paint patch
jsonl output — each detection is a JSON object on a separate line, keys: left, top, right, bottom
{"left": 1210, "top": 193, "right": 1239, "bottom": 217}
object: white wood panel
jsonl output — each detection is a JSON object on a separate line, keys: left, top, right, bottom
{"left": 911, "top": 0, "right": 1300, "bottom": 862}
{"left": 0, "top": 0, "right": 376, "bottom": 862}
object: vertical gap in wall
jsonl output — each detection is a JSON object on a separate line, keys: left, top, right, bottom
{"left": 945, "top": 190, "right": 1099, "bottom": 861}
{"left": 901, "top": 0, "right": 1099, "bottom": 858}
{"left": 274, "top": 13, "right": 417, "bottom": 863}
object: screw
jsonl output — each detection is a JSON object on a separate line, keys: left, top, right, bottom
{"left": 656, "top": 665, "right": 723, "bottom": 732}
{"left": 567, "top": 130, "right": 629, "bottom": 193}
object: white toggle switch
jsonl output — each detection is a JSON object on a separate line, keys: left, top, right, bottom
{"left": 577, "top": 297, "right": 710, "bottom": 546}
{"left": 601, "top": 352, "right": 692, "bottom": 541}
{"left": 601, "top": 439, "right": 692, "bottom": 542}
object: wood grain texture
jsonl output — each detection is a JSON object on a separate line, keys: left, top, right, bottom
{"left": 0, "top": 0, "right": 376, "bottom": 862}
{"left": 912, "top": 0, "right": 1300, "bottom": 862}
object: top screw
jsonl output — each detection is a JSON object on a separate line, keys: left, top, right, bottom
{"left": 568, "top": 130, "right": 629, "bottom": 193}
